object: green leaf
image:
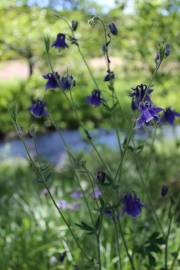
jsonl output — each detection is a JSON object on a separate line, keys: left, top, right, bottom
{"left": 75, "top": 222, "right": 96, "bottom": 235}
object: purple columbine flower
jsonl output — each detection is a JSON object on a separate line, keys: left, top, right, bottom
{"left": 104, "top": 71, "right": 115, "bottom": 81}
{"left": 71, "top": 191, "right": 82, "bottom": 199}
{"left": 91, "top": 187, "right": 102, "bottom": 199}
{"left": 52, "top": 33, "right": 68, "bottom": 49}
{"left": 29, "top": 100, "right": 48, "bottom": 118}
{"left": 59, "top": 251, "right": 67, "bottom": 263}
{"left": 57, "top": 200, "right": 68, "bottom": 209}
{"left": 122, "top": 193, "right": 144, "bottom": 217}
{"left": 108, "top": 22, "right": 118, "bottom": 35}
{"left": 165, "top": 44, "right": 171, "bottom": 57}
{"left": 161, "top": 185, "right": 168, "bottom": 197}
{"left": 155, "top": 51, "right": 161, "bottom": 64}
{"left": 161, "top": 107, "right": 180, "bottom": 125}
{"left": 86, "top": 89, "right": 102, "bottom": 106}
{"left": 130, "top": 84, "right": 153, "bottom": 111}
{"left": 43, "top": 72, "right": 60, "bottom": 90}
{"left": 135, "top": 103, "right": 163, "bottom": 129}
{"left": 60, "top": 74, "right": 76, "bottom": 90}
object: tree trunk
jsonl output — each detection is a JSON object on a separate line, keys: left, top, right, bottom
{"left": 27, "top": 59, "right": 34, "bottom": 78}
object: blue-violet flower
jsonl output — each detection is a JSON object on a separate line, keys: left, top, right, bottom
{"left": 122, "top": 193, "right": 144, "bottom": 217}
{"left": 161, "top": 107, "right": 180, "bottom": 125}
{"left": 161, "top": 185, "right": 168, "bottom": 197}
{"left": 91, "top": 187, "right": 102, "bottom": 199}
{"left": 130, "top": 84, "right": 153, "bottom": 111}
{"left": 108, "top": 22, "right": 118, "bottom": 35}
{"left": 86, "top": 89, "right": 102, "bottom": 106}
{"left": 29, "top": 100, "right": 48, "bottom": 118}
{"left": 43, "top": 72, "right": 60, "bottom": 90}
{"left": 52, "top": 33, "right": 68, "bottom": 49}
{"left": 60, "top": 74, "right": 76, "bottom": 90}
{"left": 135, "top": 103, "right": 162, "bottom": 129}
{"left": 165, "top": 44, "right": 171, "bottom": 57}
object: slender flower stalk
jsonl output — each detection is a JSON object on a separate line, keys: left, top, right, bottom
{"left": 45, "top": 39, "right": 112, "bottom": 179}
{"left": 48, "top": 114, "right": 95, "bottom": 225}
{"left": 113, "top": 213, "right": 122, "bottom": 270}
{"left": 164, "top": 203, "right": 174, "bottom": 270}
{"left": 10, "top": 116, "right": 91, "bottom": 262}
{"left": 170, "top": 244, "right": 180, "bottom": 270}
{"left": 118, "top": 220, "right": 136, "bottom": 270}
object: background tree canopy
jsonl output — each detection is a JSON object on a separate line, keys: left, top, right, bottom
{"left": 0, "top": 0, "right": 179, "bottom": 135}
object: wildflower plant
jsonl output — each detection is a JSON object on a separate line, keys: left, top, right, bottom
{"left": 10, "top": 15, "right": 180, "bottom": 270}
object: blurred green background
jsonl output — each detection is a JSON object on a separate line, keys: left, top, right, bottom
{"left": 0, "top": 0, "right": 179, "bottom": 136}
{"left": 0, "top": 1, "right": 180, "bottom": 269}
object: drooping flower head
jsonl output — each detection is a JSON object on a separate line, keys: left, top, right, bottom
{"left": 161, "top": 107, "right": 180, "bottom": 125}
{"left": 122, "top": 192, "right": 144, "bottom": 217}
{"left": 57, "top": 200, "right": 80, "bottom": 211}
{"left": 57, "top": 200, "right": 68, "bottom": 209}
{"left": 161, "top": 185, "right": 168, "bottom": 197}
{"left": 71, "top": 191, "right": 82, "bottom": 199}
{"left": 108, "top": 22, "right": 118, "bottom": 35}
{"left": 135, "top": 102, "right": 163, "bottom": 129}
{"left": 104, "top": 71, "right": 115, "bottom": 82}
{"left": 129, "top": 84, "right": 153, "bottom": 111}
{"left": 29, "top": 100, "right": 48, "bottom": 118}
{"left": 165, "top": 44, "right": 171, "bottom": 57}
{"left": 52, "top": 33, "right": 68, "bottom": 49}
{"left": 155, "top": 52, "right": 161, "bottom": 64}
{"left": 86, "top": 89, "right": 102, "bottom": 106}
{"left": 60, "top": 74, "right": 76, "bottom": 91}
{"left": 43, "top": 72, "right": 60, "bottom": 90}
{"left": 91, "top": 187, "right": 102, "bottom": 199}
{"left": 59, "top": 251, "right": 67, "bottom": 263}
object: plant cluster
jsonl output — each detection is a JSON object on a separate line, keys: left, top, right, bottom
{"left": 10, "top": 15, "right": 180, "bottom": 270}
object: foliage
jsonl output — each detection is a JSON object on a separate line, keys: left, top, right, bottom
{"left": 0, "top": 2, "right": 180, "bottom": 269}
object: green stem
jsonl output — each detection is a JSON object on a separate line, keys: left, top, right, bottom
{"left": 170, "top": 244, "right": 180, "bottom": 270}
{"left": 12, "top": 119, "right": 91, "bottom": 262}
{"left": 48, "top": 114, "right": 94, "bottom": 225}
{"left": 76, "top": 44, "right": 99, "bottom": 89}
{"left": 96, "top": 233, "right": 102, "bottom": 270}
{"left": 69, "top": 89, "right": 112, "bottom": 177}
{"left": 165, "top": 204, "right": 173, "bottom": 270}
{"left": 113, "top": 214, "right": 122, "bottom": 270}
{"left": 118, "top": 220, "right": 136, "bottom": 270}
{"left": 131, "top": 138, "right": 165, "bottom": 238}
{"left": 114, "top": 130, "right": 134, "bottom": 183}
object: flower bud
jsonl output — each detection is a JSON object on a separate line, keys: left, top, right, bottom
{"left": 108, "top": 22, "right": 118, "bottom": 35}
{"left": 71, "top": 20, "right": 78, "bottom": 31}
